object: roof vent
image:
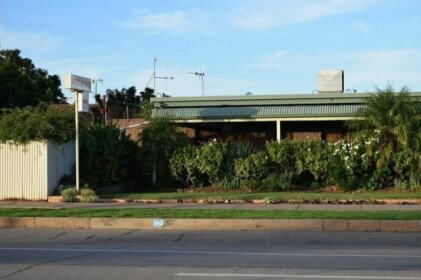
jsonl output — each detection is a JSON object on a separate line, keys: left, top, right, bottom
{"left": 317, "top": 69, "right": 344, "bottom": 93}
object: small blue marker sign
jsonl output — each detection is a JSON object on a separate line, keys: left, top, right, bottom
{"left": 153, "top": 218, "right": 165, "bottom": 228}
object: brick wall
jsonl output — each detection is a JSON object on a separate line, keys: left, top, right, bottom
{"left": 110, "top": 118, "right": 146, "bottom": 142}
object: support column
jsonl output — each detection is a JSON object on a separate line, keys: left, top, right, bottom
{"left": 276, "top": 120, "right": 281, "bottom": 142}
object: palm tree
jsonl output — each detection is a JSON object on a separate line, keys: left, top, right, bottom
{"left": 351, "top": 84, "right": 420, "bottom": 187}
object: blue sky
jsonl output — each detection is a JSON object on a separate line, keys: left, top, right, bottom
{"left": 1, "top": 0, "right": 421, "bottom": 101}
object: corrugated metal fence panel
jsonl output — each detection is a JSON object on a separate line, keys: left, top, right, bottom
{"left": 0, "top": 141, "right": 48, "bottom": 200}
{"left": 47, "top": 142, "right": 75, "bottom": 195}
{"left": 153, "top": 104, "right": 366, "bottom": 119}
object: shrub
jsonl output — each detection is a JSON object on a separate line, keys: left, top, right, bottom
{"left": 80, "top": 124, "right": 138, "bottom": 188}
{"left": 141, "top": 118, "right": 190, "bottom": 188}
{"left": 80, "top": 188, "right": 99, "bottom": 203}
{"left": 235, "top": 152, "right": 268, "bottom": 181}
{"left": 266, "top": 140, "right": 298, "bottom": 174}
{"left": 263, "top": 172, "right": 296, "bottom": 191}
{"left": 196, "top": 139, "right": 227, "bottom": 184}
{"left": 57, "top": 184, "right": 74, "bottom": 195}
{"left": 296, "top": 140, "right": 331, "bottom": 186}
{"left": 0, "top": 105, "right": 74, "bottom": 144}
{"left": 329, "top": 135, "right": 395, "bottom": 191}
{"left": 61, "top": 188, "right": 78, "bottom": 202}
{"left": 217, "top": 175, "right": 241, "bottom": 190}
{"left": 216, "top": 141, "right": 258, "bottom": 190}
{"left": 170, "top": 145, "right": 207, "bottom": 188}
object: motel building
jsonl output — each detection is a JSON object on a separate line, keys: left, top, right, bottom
{"left": 151, "top": 70, "right": 421, "bottom": 145}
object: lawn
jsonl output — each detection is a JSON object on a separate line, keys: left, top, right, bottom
{"left": 1, "top": 208, "right": 420, "bottom": 220}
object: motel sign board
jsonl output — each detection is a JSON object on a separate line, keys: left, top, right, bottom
{"left": 64, "top": 74, "right": 92, "bottom": 92}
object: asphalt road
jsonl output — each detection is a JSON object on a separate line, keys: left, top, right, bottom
{"left": 0, "top": 228, "right": 420, "bottom": 280}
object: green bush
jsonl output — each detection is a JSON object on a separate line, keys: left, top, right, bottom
{"left": 266, "top": 140, "right": 298, "bottom": 174}
{"left": 0, "top": 105, "right": 74, "bottom": 144}
{"left": 80, "top": 188, "right": 99, "bottom": 203}
{"left": 216, "top": 141, "right": 257, "bottom": 190}
{"left": 235, "top": 152, "right": 268, "bottom": 181}
{"left": 196, "top": 139, "right": 227, "bottom": 184}
{"left": 329, "top": 135, "right": 395, "bottom": 191}
{"left": 296, "top": 140, "right": 331, "bottom": 186}
{"left": 263, "top": 172, "right": 296, "bottom": 191}
{"left": 217, "top": 175, "right": 241, "bottom": 190}
{"left": 61, "top": 188, "right": 78, "bottom": 202}
{"left": 80, "top": 124, "right": 138, "bottom": 188}
{"left": 141, "top": 118, "right": 189, "bottom": 188}
{"left": 57, "top": 184, "right": 74, "bottom": 195}
{"left": 170, "top": 145, "right": 207, "bottom": 188}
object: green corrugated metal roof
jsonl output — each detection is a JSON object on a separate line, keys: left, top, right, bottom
{"left": 152, "top": 104, "right": 365, "bottom": 120}
{"left": 151, "top": 92, "right": 421, "bottom": 120}
{"left": 151, "top": 93, "right": 370, "bottom": 108}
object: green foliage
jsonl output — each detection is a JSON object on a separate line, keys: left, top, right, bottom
{"left": 196, "top": 139, "right": 227, "bottom": 184}
{"left": 80, "top": 124, "right": 138, "bottom": 188}
{"left": 57, "top": 184, "right": 74, "bottom": 195}
{"left": 80, "top": 188, "right": 99, "bottom": 203}
{"left": 235, "top": 152, "right": 268, "bottom": 181}
{"left": 0, "top": 105, "right": 74, "bottom": 144}
{"left": 0, "top": 49, "right": 66, "bottom": 108}
{"left": 170, "top": 140, "right": 258, "bottom": 190}
{"left": 216, "top": 141, "right": 257, "bottom": 190}
{"left": 170, "top": 145, "right": 207, "bottom": 188}
{"left": 351, "top": 85, "right": 420, "bottom": 188}
{"left": 263, "top": 172, "right": 296, "bottom": 191}
{"left": 141, "top": 118, "right": 189, "bottom": 188}
{"left": 296, "top": 140, "right": 331, "bottom": 186}
{"left": 266, "top": 140, "right": 298, "bottom": 174}
{"left": 329, "top": 136, "right": 394, "bottom": 191}
{"left": 61, "top": 188, "right": 78, "bottom": 202}
{"left": 138, "top": 101, "right": 154, "bottom": 120}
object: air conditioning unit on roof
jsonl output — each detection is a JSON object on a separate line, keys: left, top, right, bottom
{"left": 317, "top": 70, "right": 344, "bottom": 93}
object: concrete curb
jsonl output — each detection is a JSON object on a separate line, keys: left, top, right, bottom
{"left": 0, "top": 217, "right": 420, "bottom": 232}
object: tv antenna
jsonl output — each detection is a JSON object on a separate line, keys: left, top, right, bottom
{"left": 153, "top": 58, "right": 174, "bottom": 96}
{"left": 188, "top": 67, "right": 205, "bottom": 96}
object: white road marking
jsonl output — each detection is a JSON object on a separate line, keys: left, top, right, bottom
{"left": 175, "top": 273, "right": 421, "bottom": 279}
{"left": 0, "top": 247, "right": 420, "bottom": 259}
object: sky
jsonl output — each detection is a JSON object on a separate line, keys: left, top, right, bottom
{"left": 1, "top": 0, "right": 421, "bottom": 101}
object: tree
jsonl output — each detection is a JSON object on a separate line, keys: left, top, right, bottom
{"left": 141, "top": 118, "right": 189, "bottom": 188}
{"left": 351, "top": 85, "right": 421, "bottom": 187}
{"left": 140, "top": 87, "right": 155, "bottom": 102}
{"left": 105, "top": 86, "right": 140, "bottom": 119}
{"left": 136, "top": 87, "right": 156, "bottom": 120}
{"left": 0, "top": 104, "right": 74, "bottom": 144}
{"left": 79, "top": 124, "right": 138, "bottom": 188}
{"left": 0, "top": 49, "right": 66, "bottom": 108}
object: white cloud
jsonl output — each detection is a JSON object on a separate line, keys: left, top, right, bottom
{"left": 118, "top": 9, "right": 215, "bottom": 36}
{"left": 234, "top": 13, "right": 278, "bottom": 31}
{"left": 119, "top": 10, "right": 189, "bottom": 34}
{"left": 247, "top": 50, "right": 288, "bottom": 70}
{"left": 0, "top": 27, "right": 65, "bottom": 53}
{"left": 232, "top": 0, "right": 378, "bottom": 31}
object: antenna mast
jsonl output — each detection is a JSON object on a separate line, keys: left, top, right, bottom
{"left": 188, "top": 71, "right": 205, "bottom": 96}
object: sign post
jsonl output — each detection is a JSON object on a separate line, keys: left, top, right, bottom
{"left": 64, "top": 74, "right": 91, "bottom": 191}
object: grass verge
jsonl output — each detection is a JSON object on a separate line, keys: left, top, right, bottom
{"left": 0, "top": 208, "right": 420, "bottom": 220}
{"left": 100, "top": 191, "right": 421, "bottom": 202}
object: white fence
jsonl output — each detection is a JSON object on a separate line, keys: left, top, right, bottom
{"left": 0, "top": 141, "right": 75, "bottom": 200}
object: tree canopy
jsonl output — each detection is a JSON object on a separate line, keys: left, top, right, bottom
{"left": 92, "top": 87, "right": 156, "bottom": 122}
{"left": 0, "top": 49, "right": 66, "bottom": 108}
{"left": 0, "top": 104, "right": 74, "bottom": 144}
{"left": 351, "top": 85, "right": 421, "bottom": 187}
